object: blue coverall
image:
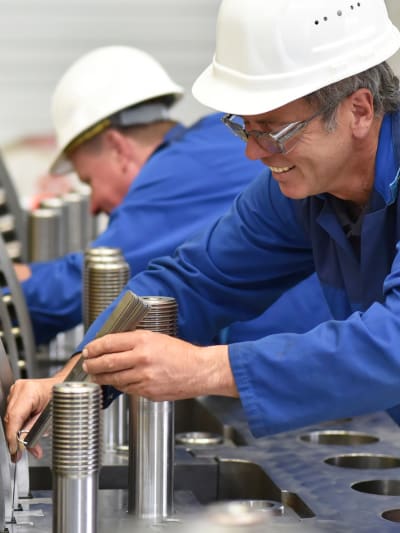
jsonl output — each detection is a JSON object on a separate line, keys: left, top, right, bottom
{"left": 22, "top": 113, "right": 330, "bottom": 346}
{"left": 81, "top": 111, "right": 400, "bottom": 438}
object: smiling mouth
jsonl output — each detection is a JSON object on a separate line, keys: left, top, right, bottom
{"left": 269, "top": 165, "right": 295, "bottom": 174}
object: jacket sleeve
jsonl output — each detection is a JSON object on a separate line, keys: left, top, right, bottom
{"left": 21, "top": 253, "right": 84, "bottom": 345}
{"left": 230, "top": 242, "right": 400, "bottom": 437}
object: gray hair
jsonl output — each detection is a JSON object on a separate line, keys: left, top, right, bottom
{"left": 305, "top": 62, "right": 400, "bottom": 131}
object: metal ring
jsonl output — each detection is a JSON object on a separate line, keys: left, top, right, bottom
{"left": 16, "top": 429, "right": 29, "bottom": 447}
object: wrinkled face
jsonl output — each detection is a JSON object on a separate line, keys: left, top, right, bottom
{"left": 68, "top": 135, "right": 133, "bottom": 215}
{"left": 242, "top": 97, "right": 358, "bottom": 200}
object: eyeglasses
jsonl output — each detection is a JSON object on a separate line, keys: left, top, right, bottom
{"left": 222, "top": 109, "right": 325, "bottom": 154}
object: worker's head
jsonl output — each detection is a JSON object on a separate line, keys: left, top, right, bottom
{"left": 50, "top": 46, "right": 183, "bottom": 214}
{"left": 193, "top": 0, "right": 400, "bottom": 201}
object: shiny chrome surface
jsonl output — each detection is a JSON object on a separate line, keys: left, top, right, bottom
{"left": 52, "top": 382, "right": 101, "bottom": 533}
{"left": 129, "top": 296, "right": 178, "bottom": 521}
{"left": 129, "top": 396, "right": 175, "bottom": 520}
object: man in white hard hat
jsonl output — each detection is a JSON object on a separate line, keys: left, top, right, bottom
{"left": 17, "top": 45, "right": 324, "bottom": 346}
{"left": 8, "top": 0, "right": 400, "bottom": 456}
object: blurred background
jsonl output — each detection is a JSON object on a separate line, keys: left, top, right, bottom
{"left": 0, "top": 0, "right": 398, "bottom": 206}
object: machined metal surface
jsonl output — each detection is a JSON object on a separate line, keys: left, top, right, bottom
{"left": 52, "top": 382, "right": 101, "bottom": 533}
{"left": 83, "top": 247, "right": 131, "bottom": 452}
{"left": 83, "top": 247, "right": 130, "bottom": 331}
{"left": 17, "top": 400, "right": 400, "bottom": 532}
{"left": 129, "top": 296, "right": 178, "bottom": 521}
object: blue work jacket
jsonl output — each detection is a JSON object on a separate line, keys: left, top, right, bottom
{"left": 81, "top": 111, "right": 400, "bottom": 438}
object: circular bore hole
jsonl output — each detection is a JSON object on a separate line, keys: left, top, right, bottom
{"left": 175, "top": 431, "right": 223, "bottom": 446}
{"left": 382, "top": 509, "right": 400, "bottom": 523}
{"left": 300, "top": 430, "right": 379, "bottom": 446}
{"left": 352, "top": 480, "right": 400, "bottom": 496}
{"left": 325, "top": 454, "right": 400, "bottom": 469}
{"left": 205, "top": 501, "right": 277, "bottom": 526}
{"left": 236, "top": 500, "right": 284, "bottom": 517}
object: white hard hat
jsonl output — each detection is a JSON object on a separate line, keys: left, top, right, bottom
{"left": 50, "top": 45, "right": 184, "bottom": 174}
{"left": 192, "top": 0, "right": 400, "bottom": 116}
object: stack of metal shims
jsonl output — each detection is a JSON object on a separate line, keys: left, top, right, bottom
{"left": 83, "top": 247, "right": 130, "bottom": 330}
{"left": 0, "top": 154, "right": 28, "bottom": 261}
{"left": 128, "top": 296, "right": 178, "bottom": 521}
{"left": 84, "top": 247, "right": 130, "bottom": 451}
{"left": 28, "top": 208, "right": 62, "bottom": 261}
{"left": 52, "top": 381, "right": 101, "bottom": 533}
{"left": 0, "top": 232, "right": 37, "bottom": 378}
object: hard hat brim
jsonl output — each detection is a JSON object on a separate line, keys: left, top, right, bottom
{"left": 192, "top": 26, "right": 400, "bottom": 117}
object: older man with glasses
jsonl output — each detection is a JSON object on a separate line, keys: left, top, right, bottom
{"left": 7, "top": 0, "right": 400, "bottom": 457}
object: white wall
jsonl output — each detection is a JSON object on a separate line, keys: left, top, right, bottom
{"left": 1, "top": 0, "right": 400, "bottom": 144}
{"left": 1, "top": 0, "right": 400, "bottom": 201}
{"left": 0, "top": 0, "right": 221, "bottom": 145}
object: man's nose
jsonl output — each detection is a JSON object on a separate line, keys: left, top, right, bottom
{"left": 245, "top": 136, "right": 271, "bottom": 160}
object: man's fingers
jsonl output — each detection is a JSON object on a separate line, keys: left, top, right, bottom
{"left": 82, "top": 349, "right": 137, "bottom": 376}
{"left": 83, "top": 330, "right": 149, "bottom": 359}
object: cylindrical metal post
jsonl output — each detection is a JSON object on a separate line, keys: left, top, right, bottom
{"left": 28, "top": 208, "right": 62, "bottom": 261}
{"left": 61, "top": 192, "right": 85, "bottom": 253}
{"left": 128, "top": 296, "right": 177, "bottom": 521}
{"left": 40, "top": 197, "right": 68, "bottom": 257}
{"left": 52, "top": 382, "right": 101, "bottom": 533}
{"left": 83, "top": 247, "right": 130, "bottom": 451}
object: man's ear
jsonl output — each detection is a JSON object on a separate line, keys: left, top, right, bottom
{"left": 103, "top": 128, "right": 133, "bottom": 160}
{"left": 349, "top": 88, "right": 375, "bottom": 139}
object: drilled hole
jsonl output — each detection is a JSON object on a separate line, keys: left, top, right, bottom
{"left": 337, "top": 10, "right": 343, "bottom": 16}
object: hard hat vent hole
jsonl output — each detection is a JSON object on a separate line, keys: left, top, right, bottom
{"left": 314, "top": 3, "right": 362, "bottom": 26}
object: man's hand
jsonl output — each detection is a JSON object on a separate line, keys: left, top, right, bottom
{"left": 4, "top": 354, "right": 81, "bottom": 461}
{"left": 82, "top": 330, "right": 238, "bottom": 400}
{"left": 4, "top": 377, "right": 55, "bottom": 461}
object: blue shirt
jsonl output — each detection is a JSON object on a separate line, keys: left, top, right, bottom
{"left": 81, "top": 111, "right": 400, "bottom": 437}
